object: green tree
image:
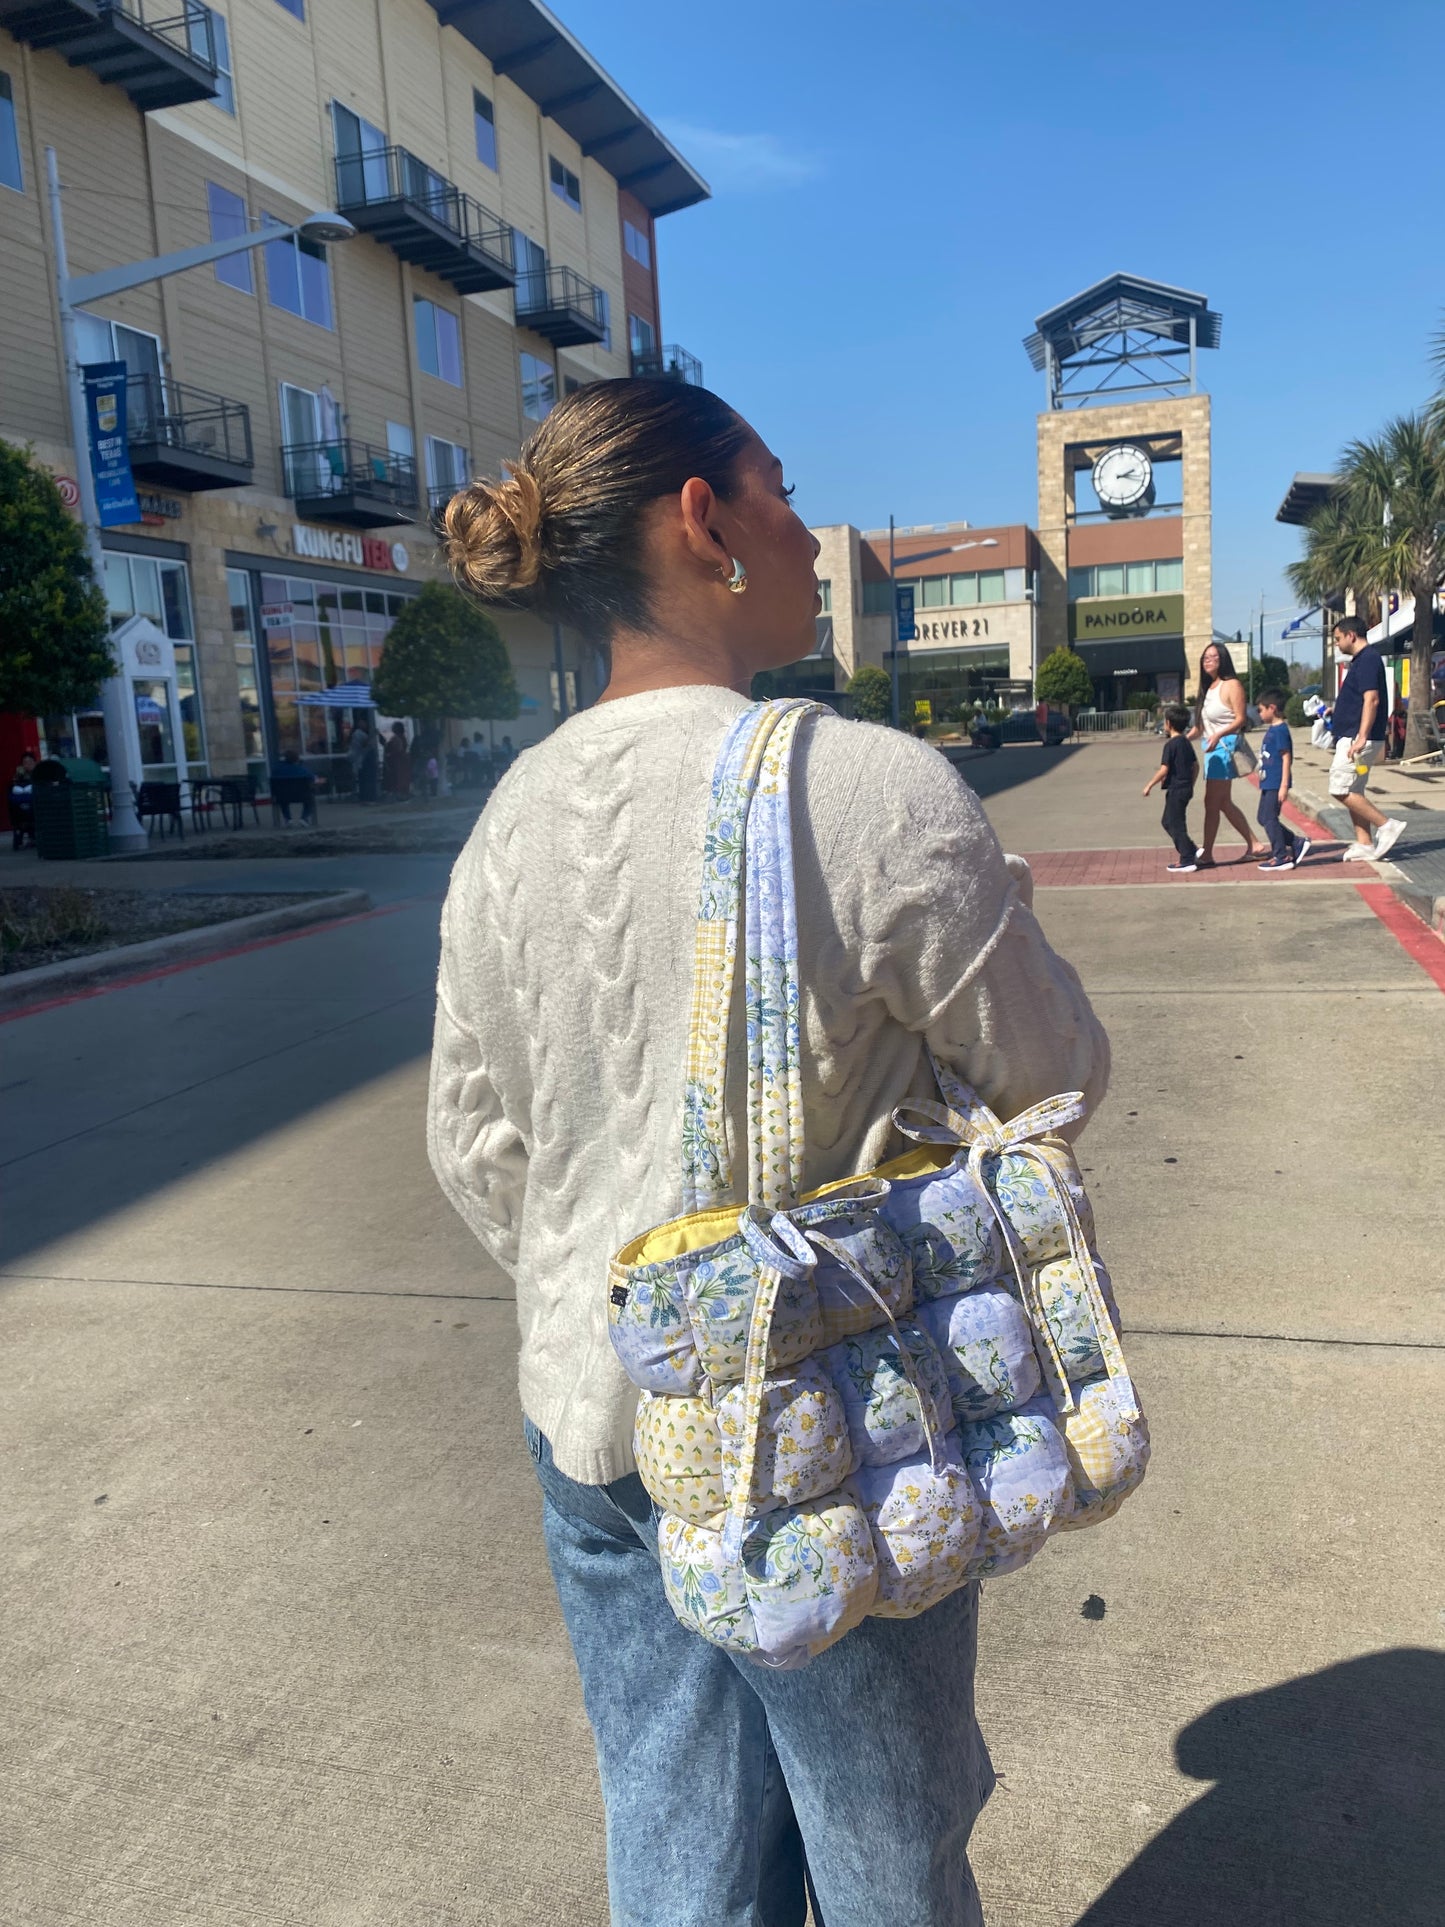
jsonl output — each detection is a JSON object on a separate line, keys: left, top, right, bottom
{"left": 1034, "top": 645, "right": 1094, "bottom": 709}
{"left": 372, "top": 582, "right": 518, "bottom": 729}
{"left": 846, "top": 662, "right": 893, "bottom": 724}
{"left": 1247, "top": 652, "right": 1291, "bottom": 701}
{"left": 1288, "top": 414, "right": 1445, "bottom": 757}
{"left": 0, "top": 439, "right": 113, "bottom": 716}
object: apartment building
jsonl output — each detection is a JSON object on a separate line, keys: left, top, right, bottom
{"left": 0, "top": 0, "right": 707, "bottom": 792}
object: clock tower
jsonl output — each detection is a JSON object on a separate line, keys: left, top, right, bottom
{"left": 1026, "top": 275, "right": 1220, "bottom": 706}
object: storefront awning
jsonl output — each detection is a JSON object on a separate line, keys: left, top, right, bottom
{"left": 294, "top": 683, "right": 375, "bottom": 708}
{"left": 1074, "top": 637, "right": 1186, "bottom": 677}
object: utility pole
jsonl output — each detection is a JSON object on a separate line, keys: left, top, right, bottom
{"left": 47, "top": 147, "right": 147, "bottom": 852}
{"left": 888, "top": 514, "right": 900, "bottom": 730}
{"left": 552, "top": 620, "right": 569, "bottom": 723}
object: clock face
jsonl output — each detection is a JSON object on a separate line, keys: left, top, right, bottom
{"left": 1092, "top": 443, "right": 1154, "bottom": 511}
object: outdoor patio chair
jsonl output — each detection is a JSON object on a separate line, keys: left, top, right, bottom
{"left": 132, "top": 781, "right": 184, "bottom": 839}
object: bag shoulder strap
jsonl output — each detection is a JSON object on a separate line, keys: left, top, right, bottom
{"left": 680, "top": 699, "right": 822, "bottom": 1213}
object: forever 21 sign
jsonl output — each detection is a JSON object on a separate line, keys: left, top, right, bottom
{"left": 910, "top": 615, "right": 993, "bottom": 643}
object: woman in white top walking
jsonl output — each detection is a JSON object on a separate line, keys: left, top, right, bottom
{"left": 1190, "top": 641, "right": 1268, "bottom": 866}
{"left": 426, "top": 380, "right": 1110, "bottom": 1927}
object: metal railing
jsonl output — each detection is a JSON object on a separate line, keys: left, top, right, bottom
{"left": 127, "top": 373, "right": 252, "bottom": 469}
{"left": 333, "top": 145, "right": 514, "bottom": 273}
{"left": 281, "top": 438, "right": 418, "bottom": 513}
{"left": 109, "top": 0, "right": 219, "bottom": 74}
{"left": 1072, "top": 709, "right": 1156, "bottom": 732}
{"left": 427, "top": 480, "right": 465, "bottom": 522}
{"left": 630, "top": 344, "right": 703, "bottom": 385}
{"left": 515, "top": 263, "right": 604, "bottom": 330}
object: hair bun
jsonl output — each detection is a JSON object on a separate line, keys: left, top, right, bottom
{"left": 443, "top": 466, "right": 545, "bottom": 602}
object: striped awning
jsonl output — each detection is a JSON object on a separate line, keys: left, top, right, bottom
{"left": 293, "top": 683, "right": 374, "bottom": 708}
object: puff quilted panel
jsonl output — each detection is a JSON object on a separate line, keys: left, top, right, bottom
{"left": 1037, "top": 1253, "right": 1122, "bottom": 1383}
{"left": 852, "top": 1445, "right": 982, "bottom": 1618}
{"left": 714, "top": 1361, "right": 852, "bottom": 1512}
{"left": 684, "top": 1238, "right": 823, "bottom": 1385}
{"left": 811, "top": 1212, "right": 913, "bottom": 1345}
{"left": 658, "top": 1513, "right": 759, "bottom": 1656}
{"left": 1058, "top": 1374, "right": 1150, "bottom": 1529}
{"left": 633, "top": 1391, "right": 726, "bottom": 1528}
{"left": 915, "top": 1285, "right": 1042, "bottom": 1423}
{"left": 881, "top": 1164, "right": 1002, "bottom": 1302}
{"left": 743, "top": 1492, "right": 879, "bottom": 1665}
{"left": 819, "top": 1321, "right": 953, "bottom": 1467}
{"left": 959, "top": 1395, "right": 1075, "bottom": 1578}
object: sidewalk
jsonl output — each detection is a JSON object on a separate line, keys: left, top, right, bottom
{"left": 1291, "top": 739, "right": 1445, "bottom": 930}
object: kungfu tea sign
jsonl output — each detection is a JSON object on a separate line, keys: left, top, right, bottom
{"left": 1069, "top": 593, "right": 1184, "bottom": 644}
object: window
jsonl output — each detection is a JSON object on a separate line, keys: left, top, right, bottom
{"left": 1, "top": 72, "right": 22, "bottom": 194}
{"left": 977, "top": 571, "right": 1006, "bottom": 604}
{"left": 514, "top": 230, "right": 547, "bottom": 309}
{"left": 103, "top": 553, "right": 193, "bottom": 640}
{"left": 1068, "top": 559, "right": 1183, "bottom": 598}
{"left": 548, "top": 155, "right": 581, "bottom": 211}
{"left": 520, "top": 350, "right": 555, "bottom": 421}
{"left": 629, "top": 312, "right": 656, "bottom": 362}
{"left": 77, "top": 312, "right": 163, "bottom": 434}
{"left": 817, "top": 579, "right": 831, "bottom": 614}
{"left": 333, "top": 102, "right": 390, "bottom": 204}
{"left": 274, "top": 0, "right": 304, "bottom": 16}
{"left": 919, "top": 577, "right": 947, "bottom": 609}
{"left": 862, "top": 581, "right": 893, "bottom": 616}
{"left": 950, "top": 573, "right": 978, "bottom": 606}
{"left": 597, "top": 288, "right": 611, "bottom": 352}
{"left": 265, "top": 218, "right": 333, "bottom": 327}
{"left": 386, "top": 420, "right": 414, "bottom": 464}
{"left": 473, "top": 89, "right": 497, "bottom": 171}
{"left": 414, "top": 297, "right": 461, "bottom": 384}
{"left": 206, "top": 181, "right": 253, "bottom": 293}
{"left": 426, "top": 435, "right": 469, "bottom": 506}
{"left": 563, "top": 376, "right": 582, "bottom": 397}
{"left": 623, "top": 218, "right": 651, "bottom": 269}
{"left": 189, "top": 6, "right": 234, "bottom": 115}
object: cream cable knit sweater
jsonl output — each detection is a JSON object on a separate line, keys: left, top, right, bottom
{"left": 428, "top": 686, "right": 1109, "bottom": 1484}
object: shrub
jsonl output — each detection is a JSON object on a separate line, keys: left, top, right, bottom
{"left": 846, "top": 662, "right": 893, "bottom": 724}
{"left": 1034, "top": 646, "right": 1094, "bottom": 708}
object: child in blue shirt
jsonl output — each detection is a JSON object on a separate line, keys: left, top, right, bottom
{"left": 1255, "top": 690, "right": 1311, "bottom": 871}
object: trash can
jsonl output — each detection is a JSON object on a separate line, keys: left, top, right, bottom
{"left": 33, "top": 757, "right": 110, "bottom": 861}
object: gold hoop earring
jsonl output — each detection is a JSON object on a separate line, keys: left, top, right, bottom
{"left": 722, "top": 557, "right": 747, "bottom": 595}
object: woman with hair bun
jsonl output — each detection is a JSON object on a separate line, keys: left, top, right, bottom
{"left": 428, "top": 380, "right": 1109, "bottom": 1926}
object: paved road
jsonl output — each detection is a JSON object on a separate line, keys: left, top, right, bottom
{"left": 3, "top": 738, "right": 1442, "bottom": 1926}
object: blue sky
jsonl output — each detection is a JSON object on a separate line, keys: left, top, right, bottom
{"left": 561, "top": 0, "right": 1442, "bottom": 657}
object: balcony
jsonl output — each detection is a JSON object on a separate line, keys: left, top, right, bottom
{"left": 515, "top": 265, "right": 606, "bottom": 348}
{"left": 334, "top": 146, "right": 515, "bottom": 296}
{"left": 282, "top": 439, "right": 418, "bottom": 529}
{"left": 630, "top": 344, "right": 704, "bottom": 387}
{"left": 427, "top": 481, "right": 464, "bottom": 525}
{"left": 126, "top": 375, "right": 253, "bottom": 491}
{"left": 0, "top": 0, "right": 221, "bottom": 111}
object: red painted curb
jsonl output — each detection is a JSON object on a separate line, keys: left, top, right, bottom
{"left": 0, "top": 900, "right": 413, "bottom": 1025}
{"left": 1353, "top": 883, "right": 1445, "bottom": 993}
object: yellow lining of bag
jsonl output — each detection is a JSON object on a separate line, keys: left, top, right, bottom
{"left": 620, "top": 1148, "right": 955, "bottom": 1269}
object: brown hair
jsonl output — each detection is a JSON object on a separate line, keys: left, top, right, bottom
{"left": 442, "top": 378, "right": 753, "bottom": 638}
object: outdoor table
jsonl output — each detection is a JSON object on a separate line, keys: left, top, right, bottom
{"left": 189, "top": 777, "right": 245, "bottom": 833}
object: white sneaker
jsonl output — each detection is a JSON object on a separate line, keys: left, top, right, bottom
{"left": 1373, "top": 818, "right": 1406, "bottom": 860}
{"left": 1341, "top": 842, "right": 1374, "bottom": 861}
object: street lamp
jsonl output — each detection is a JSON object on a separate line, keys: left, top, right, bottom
{"left": 45, "top": 146, "right": 354, "bottom": 850}
{"left": 887, "top": 520, "right": 999, "bottom": 728}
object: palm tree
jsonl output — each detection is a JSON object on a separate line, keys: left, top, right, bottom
{"left": 1288, "top": 414, "right": 1445, "bottom": 757}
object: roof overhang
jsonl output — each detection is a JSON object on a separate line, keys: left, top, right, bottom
{"left": 432, "top": 0, "right": 710, "bottom": 215}
{"left": 1276, "top": 473, "right": 1338, "bottom": 527}
{"left": 1026, "top": 271, "right": 1221, "bottom": 371}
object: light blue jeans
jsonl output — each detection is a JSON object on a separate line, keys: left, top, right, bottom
{"left": 526, "top": 1419, "right": 994, "bottom": 1927}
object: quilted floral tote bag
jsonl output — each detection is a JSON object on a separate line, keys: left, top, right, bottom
{"left": 607, "top": 699, "right": 1147, "bottom": 1670}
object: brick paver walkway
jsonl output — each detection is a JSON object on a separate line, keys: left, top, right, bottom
{"left": 1025, "top": 841, "right": 1374, "bottom": 888}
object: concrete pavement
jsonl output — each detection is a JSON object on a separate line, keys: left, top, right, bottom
{"left": 2, "top": 735, "right": 1442, "bottom": 1925}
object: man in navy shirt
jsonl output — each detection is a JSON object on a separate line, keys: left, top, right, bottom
{"left": 1330, "top": 617, "right": 1405, "bottom": 861}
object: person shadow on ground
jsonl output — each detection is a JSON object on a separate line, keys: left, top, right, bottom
{"left": 1076, "top": 1648, "right": 1444, "bottom": 1927}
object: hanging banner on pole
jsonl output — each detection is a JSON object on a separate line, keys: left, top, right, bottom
{"left": 82, "top": 360, "right": 140, "bottom": 528}
{"left": 895, "top": 583, "right": 916, "bottom": 643}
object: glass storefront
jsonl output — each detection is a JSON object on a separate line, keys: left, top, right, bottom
{"left": 42, "top": 550, "right": 203, "bottom": 784}
{"left": 254, "top": 570, "right": 416, "bottom": 791}
{"left": 885, "top": 646, "right": 1012, "bottom": 721}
